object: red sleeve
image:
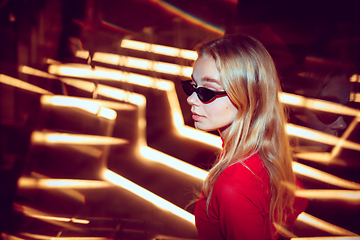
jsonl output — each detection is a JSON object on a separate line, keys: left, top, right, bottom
{"left": 211, "top": 160, "right": 271, "bottom": 240}
{"left": 287, "top": 177, "right": 309, "bottom": 225}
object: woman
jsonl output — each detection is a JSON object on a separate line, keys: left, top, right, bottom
{"left": 289, "top": 56, "right": 353, "bottom": 152}
{"left": 181, "top": 35, "right": 305, "bottom": 239}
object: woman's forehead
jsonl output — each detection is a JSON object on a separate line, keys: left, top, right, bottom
{"left": 192, "top": 56, "right": 221, "bottom": 84}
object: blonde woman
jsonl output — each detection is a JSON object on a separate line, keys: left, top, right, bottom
{"left": 181, "top": 34, "right": 307, "bottom": 239}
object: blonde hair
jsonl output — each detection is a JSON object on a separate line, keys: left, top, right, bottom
{"left": 196, "top": 34, "right": 295, "bottom": 238}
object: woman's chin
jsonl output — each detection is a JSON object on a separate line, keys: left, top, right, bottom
{"left": 194, "top": 123, "right": 216, "bottom": 133}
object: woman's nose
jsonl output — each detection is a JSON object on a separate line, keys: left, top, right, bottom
{"left": 329, "top": 116, "right": 347, "bottom": 131}
{"left": 187, "top": 92, "right": 200, "bottom": 106}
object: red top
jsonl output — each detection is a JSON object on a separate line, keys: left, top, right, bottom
{"left": 194, "top": 154, "right": 307, "bottom": 240}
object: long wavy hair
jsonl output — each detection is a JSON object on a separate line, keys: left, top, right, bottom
{"left": 196, "top": 34, "right": 295, "bottom": 238}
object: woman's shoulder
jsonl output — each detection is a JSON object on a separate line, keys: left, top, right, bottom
{"left": 222, "top": 153, "right": 266, "bottom": 177}
{"left": 215, "top": 153, "right": 269, "bottom": 189}
{"left": 212, "top": 153, "right": 271, "bottom": 208}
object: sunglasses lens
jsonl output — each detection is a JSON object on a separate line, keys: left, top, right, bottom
{"left": 181, "top": 81, "right": 194, "bottom": 96}
{"left": 316, "top": 112, "right": 341, "bottom": 125}
{"left": 181, "top": 81, "right": 220, "bottom": 103}
{"left": 198, "top": 88, "right": 215, "bottom": 103}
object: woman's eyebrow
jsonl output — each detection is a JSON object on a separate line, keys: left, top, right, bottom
{"left": 202, "top": 77, "right": 219, "bottom": 83}
{"left": 191, "top": 74, "right": 219, "bottom": 84}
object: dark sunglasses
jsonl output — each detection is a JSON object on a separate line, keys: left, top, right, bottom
{"left": 313, "top": 111, "right": 341, "bottom": 125}
{"left": 181, "top": 80, "right": 227, "bottom": 103}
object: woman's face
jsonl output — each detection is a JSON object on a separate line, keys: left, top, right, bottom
{"left": 187, "top": 55, "right": 238, "bottom": 138}
{"left": 295, "top": 75, "right": 351, "bottom": 151}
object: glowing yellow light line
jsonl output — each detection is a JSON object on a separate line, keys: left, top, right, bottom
{"left": 1, "top": 233, "right": 24, "bottom": 240}
{"left": 41, "top": 95, "right": 117, "bottom": 120}
{"left": 14, "top": 204, "right": 88, "bottom": 229}
{"left": 165, "top": 85, "right": 185, "bottom": 128}
{"left": 293, "top": 152, "right": 348, "bottom": 166}
{"left": 280, "top": 92, "right": 360, "bottom": 117}
{"left": 331, "top": 116, "right": 360, "bottom": 157}
{"left": 96, "top": 84, "right": 146, "bottom": 106}
{"left": 31, "top": 131, "right": 129, "bottom": 145}
{"left": 273, "top": 222, "right": 297, "bottom": 238}
{"left": 61, "top": 77, "right": 96, "bottom": 92}
{"left": 103, "top": 169, "right": 195, "bottom": 225}
{"left": 18, "top": 177, "right": 111, "bottom": 189}
{"left": 45, "top": 58, "right": 62, "bottom": 65}
{"left": 0, "top": 74, "right": 53, "bottom": 95}
{"left": 294, "top": 152, "right": 332, "bottom": 162}
{"left": 295, "top": 189, "right": 360, "bottom": 202}
{"left": 50, "top": 63, "right": 174, "bottom": 92}
{"left": 91, "top": 53, "right": 192, "bottom": 77}
{"left": 140, "top": 146, "right": 208, "bottom": 180}
{"left": 19, "top": 66, "right": 58, "bottom": 79}
{"left": 48, "top": 64, "right": 123, "bottom": 80}
{"left": 286, "top": 124, "right": 360, "bottom": 151}
{"left": 177, "top": 125, "right": 222, "bottom": 149}
{"left": 120, "top": 39, "right": 197, "bottom": 60}
{"left": 28, "top": 172, "right": 86, "bottom": 203}
{"left": 293, "top": 162, "right": 360, "bottom": 189}
{"left": 75, "top": 50, "right": 90, "bottom": 60}
{"left": 296, "top": 212, "right": 358, "bottom": 236}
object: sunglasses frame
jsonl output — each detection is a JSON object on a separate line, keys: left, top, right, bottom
{"left": 181, "top": 80, "right": 227, "bottom": 103}
{"left": 312, "top": 110, "right": 341, "bottom": 125}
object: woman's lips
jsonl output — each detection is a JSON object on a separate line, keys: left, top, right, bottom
{"left": 192, "top": 113, "right": 204, "bottom": 121}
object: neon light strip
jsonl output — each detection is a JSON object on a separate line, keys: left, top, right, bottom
{"left": 31, "top": 131, "right": 129, "bottom": 145}
{"left": 28, "top": 172, "right": 86, "bottom": 203}
{"left": 48, "top": 63, "right": 177, "bottom": 89}
{"left": 293, "top": 152, "right": 347, "bottom": 166}
{"left": 0, "top": 74, "right": 53, "bottom": 95}
{"left": 287, "top": 124, "right": 360, "bottom": 152}
{"left": 177, "top": 125, "right": 222, "bottom": 148}
{"left": 121, "top": 39, "right": 198, "bottom": 60}
{"left": 295, "top": 189, "right": 360, "bottom": 202}
{"left": 18, "top": 177, "right": 111, "bottom": 189}
{"left": 331, "top": 116, "right": 360, "bottom": 157}
{"left": 91, "top": 53, "right": 192, "bottom": 77}
{"left": 41, "top": 95, "right": 117, "bottom": 121}
{"left": 296, "top": 212, "right": 358, "bottom": 236}
{"left": 103, "top": 169, "right": 195, "bottom": 225}
{"left": 20, "top": 66, "right": 58, "bottom": 79}
{"left": 75, "top": 50, "right": 90, "bottom": 60}
{"left": 14, "top": 204, "right": 85, "bottom": 230}
{"left": 293, "top": 162, "right": 360, "bottom": 190}
{"left": 140, "top": 146, "right": 208, "bottom": 180}
{"left": 280, "top": 92, "right": 360, "bottom": 117}
{"left": 1, "top": 233, "right": 24, "bottom": 240}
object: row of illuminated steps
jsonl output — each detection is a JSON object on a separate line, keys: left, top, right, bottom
{"left": 1, "top": 39, "right": 360, "bottom": 239}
